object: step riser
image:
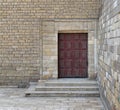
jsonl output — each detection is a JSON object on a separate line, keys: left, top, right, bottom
{"left": 45, "top": 83, "right": 97, "bottom": 86}
{"left": 26, "top": 93, "right": 100, "bottom": 97}
{"left": 35, "top": 88, "right": 99, "bottom": 91}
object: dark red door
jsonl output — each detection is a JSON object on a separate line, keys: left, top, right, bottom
{"left": 58, "top": 33, "right": 88, "bottom": 78}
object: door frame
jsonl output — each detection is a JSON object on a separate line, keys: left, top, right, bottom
{"left": 41, "top": 20, "right": 97, "bottom": 80}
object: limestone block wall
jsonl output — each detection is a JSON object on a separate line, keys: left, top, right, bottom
{"left": 0, "top": 0, "right": 100, "bottom": 19}
{"left": 98, "top": 0, "right": 120, "bottom": 109}
{"left": 0, "top": 0, "right": 101, "bottom": 85}
{"left": 0, "top": 19, "right": 41, "bottom": 86}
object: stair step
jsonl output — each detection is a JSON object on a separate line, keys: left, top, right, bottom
{"left": 44, "top": 82, "right": 98, "bottom": 86}
{"left": 25, "top": 91, "right": 100, "bottom": 97}
{"left": 25, "top": 79, "right": 100, "bottom": 97}
{"left": 35, "top": 86, "right": 99, "bottom": 91}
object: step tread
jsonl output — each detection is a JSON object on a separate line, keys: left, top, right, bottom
{"left": 45, "top": 79, "right": 97, "bottom": 82}
{"left": 26, "top": 90, "right": 99, "bottom": 94}
{"left": 44, "top": 82, "right": 97, "bottom": 84}
{"left": 36, "top": 86, "right": 99, "bottom": 89}
{"left": 45, "top": 81, "right": 97, "bottom": 83}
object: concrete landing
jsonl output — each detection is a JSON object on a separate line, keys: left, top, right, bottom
{"left": 0, "top": 87, "right": 105, "bottom": 110}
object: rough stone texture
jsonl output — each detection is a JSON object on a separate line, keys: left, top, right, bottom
{"left": 0, "top": 0, "right": 100, "bottom": 19}
{"left": 0, "top": 19, "right": 41, "bottom": 86}
{"left": 97, "top": 0, "right": 120, "bottom": 109}
{"left": 0, "top": 0, "right": 101, "bottom": 85}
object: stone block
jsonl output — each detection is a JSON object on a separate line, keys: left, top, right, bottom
{"left": 41, "top": 72, "right": 53, "bottom": 80}
{"left": 117, "top": 45, "right": 120, "bottom": 55}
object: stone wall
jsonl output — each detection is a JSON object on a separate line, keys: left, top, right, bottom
{"left": 41, "top": 19, "right": 98, "bottom": 80}
{"left": 98, "top": 0, "right": 120, "bottom": 109}
{"left": 0, "top": 0, "right": 100, "bottom": 19}
{"left": 0, "top": 0, "right": 101, "bottom": 85}
{"left": 0, "top": 19, "right": 41, "bottom": 86}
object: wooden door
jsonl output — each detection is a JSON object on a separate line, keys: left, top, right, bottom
{"left": 58, "top": 33, "right": 88, "bottom": 78}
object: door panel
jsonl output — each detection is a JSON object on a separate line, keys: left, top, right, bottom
{"left": 58, "top": 33, "right": 88, "bottom": 78}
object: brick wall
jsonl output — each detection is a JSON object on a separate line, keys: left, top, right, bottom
{"left": 98, "top": 0, "right": 120, "bottom": 109}
{"left": 0, "top": 0, "right": 100, "bottom": 85}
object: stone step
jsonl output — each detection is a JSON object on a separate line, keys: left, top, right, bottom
{"left": 44, "top": 81, "right": 98, "bottom": 86}
{"left": 25, "top": 90, "right": 100, "bottom": 97}
{"left": 35, "top": 86, "right": 99, "bottom": 91}
{"left": 25, "top": 79, "right": 100, "bottom": 97}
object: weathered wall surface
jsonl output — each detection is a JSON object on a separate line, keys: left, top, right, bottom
{"left": 98, "top": 0, "right": 120, "bottom": 109}
{"left": 0, "top": 0, "right": 100, "bottom": 86}
{"left": 0, "top": 19, "right": 41, "bottom": 86}
{"left": 0, "top": 0, "right": 100, "bottom": 19}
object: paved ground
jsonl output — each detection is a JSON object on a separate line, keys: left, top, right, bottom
{"left": 0, "top": 87, "right": 105, "bottom": 110}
